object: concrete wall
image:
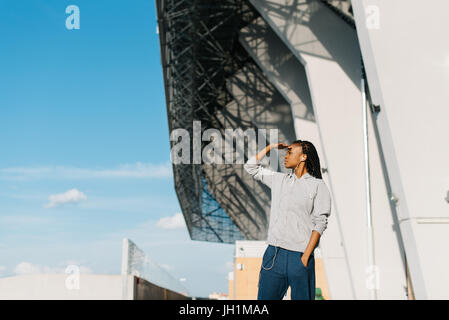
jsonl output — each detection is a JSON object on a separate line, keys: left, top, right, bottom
{"left": 0, "top": 274, "right": 134, "bottom": 300}
{"left": 352, "top": 0, "right": 449, "bottom": 299}
{"left": 0, "top": 274, "right": 190, "bottom": 300}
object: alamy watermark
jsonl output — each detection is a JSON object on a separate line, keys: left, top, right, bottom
{"left": 66, "top": 5, "right": 80, "bottom": 30}
{"left": 65, "top": 264, "right": 80, "bottom": 290}
{"left": 170, "top": 121, "right": 281, "bottom": 168}
{"left": 365, "top": 264, "right": 380, "bottom": 290}
{"left": 365, "top": 5, "right": 380, "bottom": 30}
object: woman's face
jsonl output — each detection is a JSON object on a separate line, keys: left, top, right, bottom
{"left": 284, "top": 144, "right": 304, "bottom": 169}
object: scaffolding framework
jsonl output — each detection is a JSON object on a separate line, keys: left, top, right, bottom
{"left": 156, "top": 0, "right": 260, "bottom": 243}
{"left": 155, "top": 0, "right": 354, "bottom": 244}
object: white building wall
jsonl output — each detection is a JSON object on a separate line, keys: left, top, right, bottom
{"left": 0, "top": 274, "right": 134, "bottom": 300}
{"left": 352, "top": 0, "right": 449, "bottom": 299}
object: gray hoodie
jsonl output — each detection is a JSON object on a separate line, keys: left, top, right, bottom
{"left": 244, "top": 155, "right": 331, "bottom": 253}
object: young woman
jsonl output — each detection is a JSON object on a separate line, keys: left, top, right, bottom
{"left": 244, "top": 140, "right": 331, "bottom": 300}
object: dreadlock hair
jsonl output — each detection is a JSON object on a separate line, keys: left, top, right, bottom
{"left": 291, "top": 140, "right": 322, "bottom": 179}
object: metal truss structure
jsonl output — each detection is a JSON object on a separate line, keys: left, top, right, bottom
{"left": 155, "top": 0, "right": 353, "bottom": 244}
{"left": 156, "top": 0, "right": 259, "bottom": 243}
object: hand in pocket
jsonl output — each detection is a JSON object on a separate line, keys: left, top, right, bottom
{"left": 301, "top": 254, "right": 308, "bottom": 268}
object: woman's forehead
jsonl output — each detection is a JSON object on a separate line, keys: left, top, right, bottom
{"left": 288, "top": 143, "right": 301, "bottom": 149}
{"left": 288, "top": 144, "right": 302, "bottom": 151}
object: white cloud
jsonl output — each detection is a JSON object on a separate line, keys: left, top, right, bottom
{"left": 13, "top": 262, "right": 92, "bottom": 275}
{"left": 14, "top": 262, "right": 41, "bottom": 275}
{"left": 0, "top": 162, "right": 172, "bottom": 181}
{"left": 156, "top": 213, "right": 186, "bottom": 230}
{"left": 160, "top": 264, "right": 174, "bottom": 271}
{"left": 0, "top": 265, "right": 6, "bottom": 275}
{"left": 45, "top": 188, "right": 87, "bottom": 208}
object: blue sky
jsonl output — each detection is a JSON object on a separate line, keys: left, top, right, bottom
{"left": 0, "top": 0, "right": 234, "bottom": 297}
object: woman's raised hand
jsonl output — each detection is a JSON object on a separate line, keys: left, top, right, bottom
{"left": 271, "top": 142, "right": 289, "bottom": 150}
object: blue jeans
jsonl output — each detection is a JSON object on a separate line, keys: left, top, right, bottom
{"left": 257, "top": 245, "right": 315, "bottom": 300}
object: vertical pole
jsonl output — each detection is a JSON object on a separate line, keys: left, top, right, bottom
{"left": 361, "top": 77, "right": 377, "bottom": 299}
{"left": 121, "top": 238, "right": 129, "bottom": 300}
